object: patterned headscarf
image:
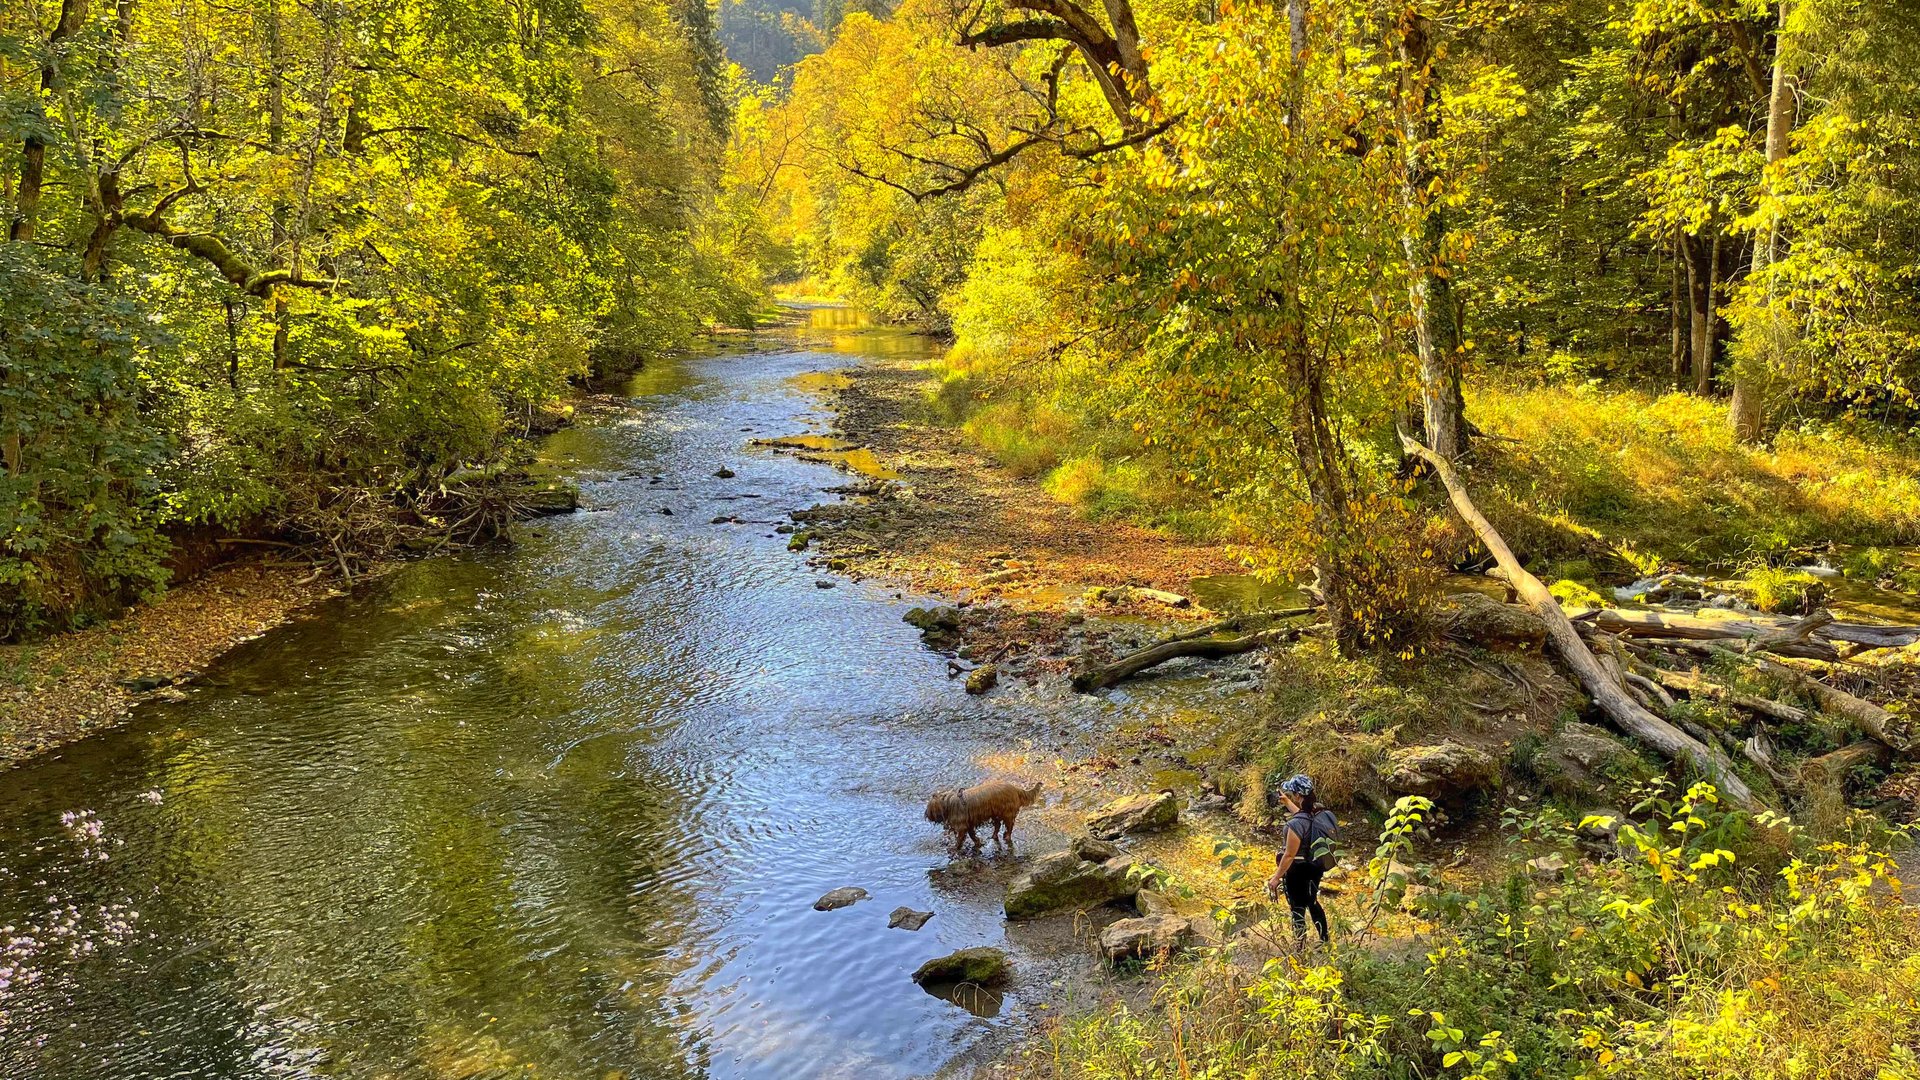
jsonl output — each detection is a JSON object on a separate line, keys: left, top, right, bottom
{"left": 1280, "top": 773, "right": 1314, "bottom": 798}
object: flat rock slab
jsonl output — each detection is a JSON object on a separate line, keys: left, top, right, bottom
{"left": 813, "top": 886, "right": 870, "bottom": 911}
{"left": 888, "top": 907, "right": 934, "bottom": 931}
{"left": 1086, "top": 791, "right": 1179, "bottom": 839}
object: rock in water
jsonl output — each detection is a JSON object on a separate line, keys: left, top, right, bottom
{"left": 813, "top": 886, "right": 869, "bottom": 911}
{"left": 1099, "top": 915, "right": 1196, "bottom": 964}
{"left": 903, "top": 606, "right": 962, "bottom": 633}
{"left": 1086, "top": 792, "right": 1180, "bottom": 839}
{"left": 912, "top": 946, "right": 1008, "bottom": 985}
{"left": 965, "top": 664, "right": 998, "bottom": 694}
{"left": 1004, "top": 851, "right": 1139, "bottom": 919}
{"left": 1382, "top": 742, "right": 1499, "bottom": 799}
{"left": 888, "top": 907, "right": 934, "bottom": 931}
{"left": 714, "top": 467, "right": 735, "bottom": 478}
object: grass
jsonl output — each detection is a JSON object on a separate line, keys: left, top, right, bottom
{"left": 1472, "top": 382, "right": 1920, "bottom": 570}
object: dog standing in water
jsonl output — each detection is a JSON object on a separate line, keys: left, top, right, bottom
{"left": 925, "top": 780, "right": 1043, "bottom": 856}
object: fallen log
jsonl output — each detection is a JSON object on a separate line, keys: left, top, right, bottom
{"left": 1072, "top": 626, "right": 1300, "bottom": 692}
{"left": 1613, "top": 634, "right": 1838, "bottom": 662}
{"left": 1744, "top": 655, "right": 1912, "bottom": 753}
{"left": 1800, "top": 741, "right": 1893, "bottom": 786}
{"left": 1642, "top": 667, "right": 1813, "bottom": 725}
{"left": 1595, "top": 608, "right": 1918, "bottom": 651}
{"left": 1402, "top": 433, "right": 1760, "bottom": 810}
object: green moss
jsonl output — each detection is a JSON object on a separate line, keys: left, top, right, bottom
{"left": 1740, "top": 567, "right": 1828, "bottom": 614}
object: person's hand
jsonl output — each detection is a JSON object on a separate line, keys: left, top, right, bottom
{"left": 1264, "top": 873, "right": 1281, "bottom": 901}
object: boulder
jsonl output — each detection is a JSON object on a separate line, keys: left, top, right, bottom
{"left": 1534, "top": 723, "right": 1654, "bottom": 798}
{"left": 1382, "top": 742, "right": 1500, "bottom": 800}
{"left": 1438, "top": 592, "right": 1547, "bottom": 649}
{"left": 1099, "top": 915, "right": 1196, "bottom": 964}
{"left": 965, "top": 664, "right": 998, "bottom": 695}
{"left": 1069, "top": 835, "right": 1123, "bottom": 862}
{"left": 1005, "top": 851, "right": 1139, "bottom": 919}
{"left": 1086, "top": 792, "right": 1179, "bottom": 839}
{"left": 912, "top": 946, "right": 1008, "bottom": 985}
{"left": 713, "top": 467, "right": 736, "bottom": 478}
{"left": 1134, "top": 889, "right": 1178, "bottom": 917}
{"left": 812, "top": 886, "right": 869, "bottom": 911}
{"left": 888, "top": 907, "right": 934, "bottom": 931}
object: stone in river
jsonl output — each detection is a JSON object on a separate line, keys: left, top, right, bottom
{"left": 813, "top": 886, "right": 869, "bottom": 911}
{"left": 714, "top": 467, "right": 736, "bottom": 478}
{"left": 888, "top": 907, "right": 934, "bottom": 931}
{"left": 912, "top": 946, "right": 1007, "bottom": 985}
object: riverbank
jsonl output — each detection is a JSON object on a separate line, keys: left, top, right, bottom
{"left": 0, "top": 560, "right": 348, "bottom": 768}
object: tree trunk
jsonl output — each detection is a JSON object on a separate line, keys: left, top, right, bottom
{"left": 267, "top": 0, "right": 291, "bottom": 370}
{"left": 1684, "top": 231, "right": 1719, "bottom": 394}
{"left": 11, "top": 0, "right": 90, "bottom": 244}
{"left": 1396, "top": 9, "right": 1466, "bottom": 462}
{"left": 1401, "top": 432, "right": 1761, "bottom": 809}
{"left": 1670, "top": 228, "right": 1688, "bottom": 384}
{"left": 1730, "top": 0, "right": 1798, "bottom": 441}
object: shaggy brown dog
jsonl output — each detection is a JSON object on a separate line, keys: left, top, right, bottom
{"left": 925, "top": 780, "right": 1043, "bottom": 856}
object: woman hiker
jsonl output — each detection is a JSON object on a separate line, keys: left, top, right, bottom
{"left": 1264, "top": 773, "right": 1337, "bottom": 946}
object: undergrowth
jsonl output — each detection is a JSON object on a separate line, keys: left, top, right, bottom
{"left": 1018, "top": 784, "right": 1920, "bottom": 1080}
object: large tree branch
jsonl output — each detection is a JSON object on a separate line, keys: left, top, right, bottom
{"left": 121, "top": 208, "right": 339, "bottom": 296}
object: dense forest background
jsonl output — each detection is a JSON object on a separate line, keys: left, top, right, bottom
{"left": 733, "top": 0, "right": 1920, "bottom": 647}
{"left": 9, "top": 0, "right": 1920, "bottom": 649}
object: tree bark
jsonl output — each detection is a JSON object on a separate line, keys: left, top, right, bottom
{"left": 1593, "top": 608, "right": 1918, "bottom": 651}
{"left": 1402, "top": 432, "right": 1760, "bottom": 809}
{"left": 11, "top": 0, "right": 90, "bottom": 244}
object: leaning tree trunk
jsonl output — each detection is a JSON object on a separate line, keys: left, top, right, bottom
{"left": 1402, "top": 432, "right": 1760, "bottom": 809}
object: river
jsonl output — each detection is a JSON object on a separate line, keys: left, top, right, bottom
{"left": 0, "top": 310, "right": 1157, "bottom": 1080}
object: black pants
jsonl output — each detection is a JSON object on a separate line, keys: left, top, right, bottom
{"left": 1284, "top": 863, "right": 1328, "bottom": 943}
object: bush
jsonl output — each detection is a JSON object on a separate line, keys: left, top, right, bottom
{"left": 0, "top": 248, "right": 169, "bottom": 638}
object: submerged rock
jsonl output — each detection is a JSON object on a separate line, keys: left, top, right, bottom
{"left": 912, "top": 946, "right": 1008, "bottom": 985}
{"left": 1382, "top": 742, "right": 1499, "bottom": 799}
{"left": 1004, "top": 851, "right": 1139, "bottom": 919}
{"left": 1099, "top": 915, "right": 1196, "bottom": 964}
{"left": 812, "top": 886, "right": 869, "bottom": 911}
{"left": 888, "top": 907, "right": 934, "bottom": 931}
{"left": 1086, "top": 792, "right": 1180, "bottom": 839}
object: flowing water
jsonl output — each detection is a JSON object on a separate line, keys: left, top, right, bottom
{"left": 0, "top": 311, "right": 1136, "bottom": 1080}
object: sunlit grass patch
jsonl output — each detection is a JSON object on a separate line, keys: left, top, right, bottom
{"left": 1472, "top": 382, "right": 1920, "bottom": 565}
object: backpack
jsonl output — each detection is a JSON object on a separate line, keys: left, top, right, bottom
{"left": 1289, "top": 809, "right": 1339, "bottom": 872}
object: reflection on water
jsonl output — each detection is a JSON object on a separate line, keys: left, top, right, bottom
{"left": 0, "top": 318, "right": 1103, "bottom": 1080}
